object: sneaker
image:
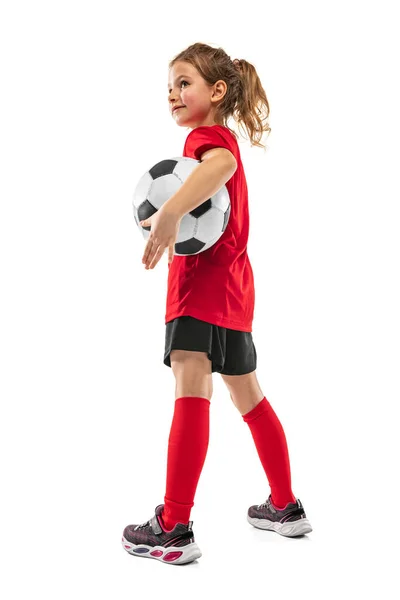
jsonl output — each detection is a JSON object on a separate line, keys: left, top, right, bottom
{"left": 121, "top": 504, "right": 202, "bottom": 565}
{"left": 247, "top": 494, "right": 313, "bottom": 537}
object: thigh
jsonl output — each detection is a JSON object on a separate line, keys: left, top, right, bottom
{"left": 170, "top": 349, "right": 213, "bottom": 400}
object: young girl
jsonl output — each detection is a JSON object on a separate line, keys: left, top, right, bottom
{"left": 122, "top": 42, "right": 312, "bottom": 566}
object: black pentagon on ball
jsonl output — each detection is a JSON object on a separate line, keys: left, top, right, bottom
{"left": 138, "top": 199, "right": 157, "bottom": 231}
{"left": 223, "top": 203, "right": 231, "bottom": 231}
{"left": 149, "top": 159, "right": 178, "bottom": 179}
{"left": 175, "top": 238, "right": 206, "bottom": 255}
{"left": 190, "top": 198, "right": 212, "bottom": 219}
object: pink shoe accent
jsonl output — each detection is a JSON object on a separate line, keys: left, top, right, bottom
{"left": 164, "top": 551, "right": 183, "bottom": 562}
{"left": 157, "top": 514, "right": 176, "bottom": 533}
{"left": 272, "top": 501, "right": 289, "bottom": 510}
{"left": 272, "top": 499, "right": 296, "bottom": 511}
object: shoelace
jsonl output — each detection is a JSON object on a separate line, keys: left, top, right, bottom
{"left": 257, "top": 497, "right": 272, "bottom": 510}
{"left": 257, "top": 497, "right": 299, "bottom": 511}
{"left": 134, "top": 520, "right": 150, "bottom": 531}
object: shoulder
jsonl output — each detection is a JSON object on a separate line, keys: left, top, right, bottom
{"left": 184, "top": 124, "right": 239, "bottom": 164}
{"left": 187, "top": 124, "right": 237, "bottom": 141}
{"left": 185, "top": 125, "right": 238, "bottom": 153}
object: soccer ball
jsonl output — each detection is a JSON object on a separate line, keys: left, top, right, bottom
{"left": 132, "top": 157, "right": 231, "bottom": 256}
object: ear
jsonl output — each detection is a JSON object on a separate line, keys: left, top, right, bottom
{"left": 212, "top": 79, "right": 227, "bottom": 103}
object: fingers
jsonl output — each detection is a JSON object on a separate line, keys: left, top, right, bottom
{"left": 143, "top": 241, "right": 163, "bottom": 270}
{"left": 142, "top": 237, "right": 157, "bottom": 267}
{"left": 142, "top": 238, "right": 174, "bottom": 270}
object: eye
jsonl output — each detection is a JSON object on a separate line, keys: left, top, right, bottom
{"left": 168, "top": 80, "right": 189, "bottom": 94}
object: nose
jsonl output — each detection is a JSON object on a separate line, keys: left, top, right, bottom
{"left": 168, "top": 86, "right": 180, "bottom": 103}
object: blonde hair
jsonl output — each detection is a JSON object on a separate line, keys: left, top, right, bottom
{"left": 169, "top": 42, "right": 271, "bottom": 149}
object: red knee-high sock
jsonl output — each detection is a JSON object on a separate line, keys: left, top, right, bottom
{"left": 242, "top": 397, "right": 297, "bottom": 509}
{"left": 161, "top": 396, "right": 210, "bottom": 531}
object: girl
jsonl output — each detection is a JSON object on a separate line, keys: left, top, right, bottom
{"left": 122, "top": 42, "right": 312, "bottom": 566}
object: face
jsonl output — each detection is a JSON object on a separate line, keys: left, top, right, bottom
{"left": 167, "top": 61, "right": 227, "bottom": 129}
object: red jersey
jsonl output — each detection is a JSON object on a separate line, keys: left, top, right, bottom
{"left": 165, "top": 124, "right": 255, "bottom": 332}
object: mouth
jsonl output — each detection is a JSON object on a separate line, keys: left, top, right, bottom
{"left": 173, "top": 106, "right": 185, "bottom": 113}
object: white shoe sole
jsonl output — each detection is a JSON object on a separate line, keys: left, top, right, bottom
{"left": 247, "top": 515, "right": 313, "bottom": 537}
{"left": 121, "top": 535, "right": 202, "bottom": 565}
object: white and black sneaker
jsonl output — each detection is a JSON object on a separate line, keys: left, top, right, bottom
{"left": 247, "top": 494, "right": 312, "bottom": 537}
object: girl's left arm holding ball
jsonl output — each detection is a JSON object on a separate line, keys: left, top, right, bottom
{"left": 140, "top": 147, "right": 237, "bottom": 270}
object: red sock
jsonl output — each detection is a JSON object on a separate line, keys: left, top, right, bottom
{"left": 242, "top": 397, "right": 297, "bottom": 508}
{"left": 161, "top": 396, "right": 210, "bottom": 531}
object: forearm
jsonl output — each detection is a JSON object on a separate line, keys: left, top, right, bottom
{"left": 162, "top": 157, "right": 236, "bottom": 220}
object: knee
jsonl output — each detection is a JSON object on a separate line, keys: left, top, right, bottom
{"left": 229, "top": 389, "right": 264, "bottom": 415}
{"left": 175, "top": 383, "right": 213, "bottom": 402}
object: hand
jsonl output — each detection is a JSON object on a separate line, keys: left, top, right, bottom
{"left": 140, "top": 207, "right": 181, "bottom": 270}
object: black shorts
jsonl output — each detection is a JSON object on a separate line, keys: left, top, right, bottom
{"left": 164, "top": 316, "right": 257, "bottom": 375}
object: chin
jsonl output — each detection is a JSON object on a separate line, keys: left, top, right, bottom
{"left": 174, "top": 118, "right": 192, "bottom": 128}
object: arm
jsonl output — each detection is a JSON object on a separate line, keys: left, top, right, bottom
{"left": 162, "top": 148, "right": 237, "bottom": 220}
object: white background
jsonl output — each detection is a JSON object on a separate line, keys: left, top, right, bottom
{"left": 1, "top": 0, "right": 399, "bottom": 598}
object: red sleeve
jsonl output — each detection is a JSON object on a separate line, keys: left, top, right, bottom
{"left": 184, "top": 126, "right": 236, "bottom": 161}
